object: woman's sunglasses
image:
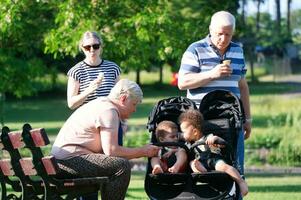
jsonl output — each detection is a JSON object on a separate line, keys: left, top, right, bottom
{"left": 82, "top": 44, "right": 100, "bottom": 51}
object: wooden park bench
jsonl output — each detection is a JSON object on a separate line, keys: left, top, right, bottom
{"left": 0, "top": 124, "right": 109, "bottom": 200}
{"left": 0, "top": 126, "right": 44, "bottom": 200}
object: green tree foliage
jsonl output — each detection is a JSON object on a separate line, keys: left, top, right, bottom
{"left": 0, "top": 0, "right": 240, "bottom": 124}
{"left": 0, "top": 0, "right": 241, "bottom": 93}
{"left": 0, "top": 0, "right": 54, "bottom": 97}
{"left": 243, "top": 12, "right": 292, "bottom": 52}
{"left": 291, "top": 9, "right": 301, "bottom": 44}
{"left": 44, "top": 0, "right": 239, "bottom": 82}
{"left": 0, "top": 0, "right": 57, "bottom": 125}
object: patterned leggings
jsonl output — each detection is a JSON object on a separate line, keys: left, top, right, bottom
{"left": 56, "top": 154, "right": 131, "bottom": 200}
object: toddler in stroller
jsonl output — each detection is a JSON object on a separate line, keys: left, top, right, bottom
{"left": 179, "top": 109, "right": 248, "bottom": 197}
{"left": 151, "top": 120, "right": 187, "bottom": 175}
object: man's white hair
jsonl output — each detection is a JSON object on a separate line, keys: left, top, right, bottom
{"left": 209, "top": 11, "right": 236, "bottom": 31}
{"left": 108, "top": 79, "right": 143, "bottom": 103}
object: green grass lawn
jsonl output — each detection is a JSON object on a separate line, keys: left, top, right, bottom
{"left": 2, "top": 81, "right": 301, "bottom": 162}
{"left": 2, "top": 172, "right": 301, "bottom": 199}
{"left": 245, "top": 174, "right": 301, "bottom": 200}
{"left": 1, "top": 69, "right": 301, "bottom": 199}
{"left": 2, "top": 96, "right": 71, "bottom": 135}
{"left": 126, "top": 172, "right": 301, "bottom": 200}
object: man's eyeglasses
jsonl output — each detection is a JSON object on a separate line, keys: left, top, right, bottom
{"left": 82, "top": 44, "right": 100, "bottom": 51}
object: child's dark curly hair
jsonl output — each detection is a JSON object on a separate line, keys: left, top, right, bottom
{"left": 178, "top": 108, "right": 204, "bottom": 131}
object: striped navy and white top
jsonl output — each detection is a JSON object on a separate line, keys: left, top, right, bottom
{"left": 67, "top": 60, "right": 121, "bottom": 104}
{"left": 179, "top": 35, "right": 246, "bottom": 106}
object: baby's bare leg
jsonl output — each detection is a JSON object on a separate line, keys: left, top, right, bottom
{"left": 168, "top": 149, "right": 187, "bottom": 173}
{"left": 151, "top": 157, "right": 164, "bottom": 174}
{"left": 215, "top": 161, "right": 248, "bottom": 197}
{"left": 152, "top": 165, "right": 164, "bottom": 174}
{"left": 190, "top": 159, "right": 207, "bottom": 173}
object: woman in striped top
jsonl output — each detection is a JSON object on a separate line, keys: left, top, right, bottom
{"left": 67, "top": 31, "right": 121, "bottom": 110}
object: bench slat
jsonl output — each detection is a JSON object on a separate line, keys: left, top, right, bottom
{"left": 30, "top": 128, "right": 50, "bottom": 147}
{"left": 0, "top": 159, "right": 14, "bottom": 176}
{"left": 19, "top": 158, "right": 37, "bottom": 176}
{"left": 8, "top": 131, "right": 24, "bottom": 149}
{"left": 41, "top": 156, "right": 58, "bottom": 175}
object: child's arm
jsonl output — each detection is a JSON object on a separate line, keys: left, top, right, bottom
{"left": 206, "top": 134, "right": 219, "bottom": 145}
{"left": 162, "top": 148, "right": 178, "bottom": 158}
{"left": 206, "top": 134, "right": 225, "bottom": 146}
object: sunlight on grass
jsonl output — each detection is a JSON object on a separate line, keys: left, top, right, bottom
{"left": 121, "top": 65, "right": 174, "bottom": 85}
{"left": 244, "top": 175, "right": 301, "bottom": 200}
{"left": 126, "top": 172, "right": 148, "bottom": 200}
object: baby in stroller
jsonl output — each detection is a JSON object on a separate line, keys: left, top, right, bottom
{"left": 150, "top": 120, "right": 187, "bottom": 174}
{"left": 179, "top": 108, "right": 249, "bottom": 197}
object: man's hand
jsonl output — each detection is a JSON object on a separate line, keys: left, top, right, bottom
{"left": 210, "top": 63, "right": 232, "bottom": 79}
{"left": 243, "top": 121, "right": 251, "bottom": 140}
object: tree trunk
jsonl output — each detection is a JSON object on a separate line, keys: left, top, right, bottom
{"left": 241, "top": 0, "right": 246, "bottom": 26}
{"left": 275, "top": 0, "right": 281, "bottom": 33}
{"left": 0, "top": 93, "right": 5, "bottom": 126}
{"left": 287, "top": 0, "right": 292, "bottom": 34}
{"left": 256, "top": 0, "right": 261, "bottom": 32}
{"left": 250, "top": 55, "right": 256, "bottom": 83}
{"left": 136, "top": 69, "right": 141, "bottom": 85}
{"left": 159, "top": 65, "right": 163, "bottom": 84}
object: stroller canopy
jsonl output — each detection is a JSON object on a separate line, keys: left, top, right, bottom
{"left": 199, "top": 90, "right": 245, "bottom": 131}
{"left": 147, "top": 96, "right": 197, "bottom": 134}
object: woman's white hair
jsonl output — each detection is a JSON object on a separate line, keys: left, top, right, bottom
{"left": 108, "top": 79, "right": 143, "bottom": 103}
{"left": 209, "top": 11, "right": 236, "bottom": 31}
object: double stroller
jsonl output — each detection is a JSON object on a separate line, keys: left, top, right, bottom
{"left": 144, "top": 90, "right": 245, "bottom": 200}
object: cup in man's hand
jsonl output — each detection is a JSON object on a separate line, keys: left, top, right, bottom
{"left": 222, "top": 60, "right": 232, "bottom": 76}
{"left": 223, "top": 60, "right": 231, "bottom": 66}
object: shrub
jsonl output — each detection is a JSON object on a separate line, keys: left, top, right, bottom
{"left": 124, "top": 131, "right": 150, "bottom": 147}
{"left": 246, "top": 134, "right": 281, "bottom": 149}
{"left": 267, "top": 145, "right": 301, "bottom": 166}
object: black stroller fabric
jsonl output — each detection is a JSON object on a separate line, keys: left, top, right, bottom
{"left": 146, "top": 96, "right": 197, "bottom": 141}
{"left": 199, "top": 90, "right": 245, "bottom": 169}
{"left": 144, "top": 92, "right": 244, "bottom": 200}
